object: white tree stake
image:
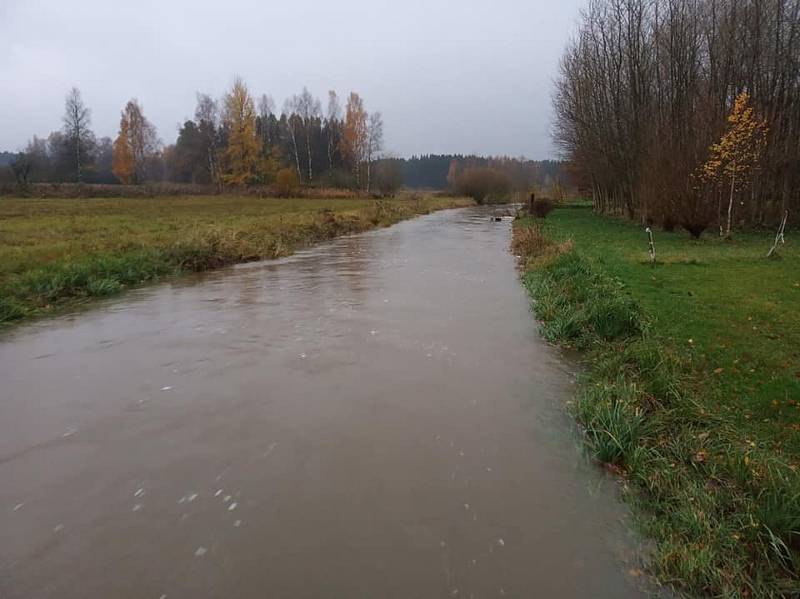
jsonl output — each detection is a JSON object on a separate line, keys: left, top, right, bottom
{"left": 646, "top": 227, "right": 656, "bottom": 265}
{"left": 767, "top": 210, "right": 789, "bottom": 258}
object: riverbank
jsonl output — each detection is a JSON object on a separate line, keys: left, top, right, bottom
{"left": 0, "top": 195, "right": 471, "bottom": 325}
{"left": 513, "top": 207, "right": 800, "bottom": 597}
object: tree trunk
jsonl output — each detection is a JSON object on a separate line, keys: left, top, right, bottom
{"left": 305, "top": 127, "right": 313, "bottom": 182}
{"left": 75, "top": 134, "right": 82, "bottom": 183}
{"left": 289, "top": 125, "right": 301, "bottom": 181}
{"left": 725, "top": 171, "right": 736, "bottom": 238}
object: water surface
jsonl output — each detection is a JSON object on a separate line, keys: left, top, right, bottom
{"left": 1, "top": 207, "right": 644, "bottom": 598}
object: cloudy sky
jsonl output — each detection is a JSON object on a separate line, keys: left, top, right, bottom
{"left": 0, "top": 0, "right": 584, "bottom": 159}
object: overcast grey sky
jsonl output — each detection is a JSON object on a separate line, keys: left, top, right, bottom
{"left": 0, "top": 0, "right": 584, "bottom": 159}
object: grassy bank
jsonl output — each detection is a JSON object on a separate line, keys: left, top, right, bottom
{"left": 0, "top": 194, "right": 471, "bottom": 324}
{"left": 513, "top": 207, "right": 800, "bottom": 597}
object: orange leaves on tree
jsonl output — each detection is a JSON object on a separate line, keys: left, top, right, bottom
{"left": 339, "top": 92, "right": 367, "bottom": 183}
{"left": 112, "top": 116, "right": 134, "bottom": 184}
{"left": 112, "top": 100, "right": 158, "bottom": 185}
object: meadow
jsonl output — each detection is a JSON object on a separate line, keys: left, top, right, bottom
{"left": 514, "top": 207, "right": 800, "bottom": 597}
{"left": 0, "top": 194, "right": 471, "bottom": 324}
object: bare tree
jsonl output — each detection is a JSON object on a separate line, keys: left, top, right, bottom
{"left": 258, "top": 94, "right": 276, "bottom": 119}
{"left": 326, "top": 91, "right": 341, "bottom": 171}
{"left": 365, "top": 111, "right": 384, "bottom": 192}
{"left": 195, "top": 93, "right": 221, "bottom": 185}
{"left": 282, "top": 95, "right": 303, "bottom": 180}
{"left": 296, "top": 87, "right": 321, "bottom": 182}
{"left": 195, "top": 93, "right": 218, "bottom": 126}
{"left": 62, "top": 87, "right": 95, "bottom": 182}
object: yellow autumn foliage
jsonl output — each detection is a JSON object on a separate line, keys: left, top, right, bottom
{"left": 222, "top": 78, "right": 260, "bottom": 185}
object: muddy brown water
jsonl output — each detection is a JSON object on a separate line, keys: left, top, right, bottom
{"left": 1, "top": 207, "right": 648, "bottom": 598}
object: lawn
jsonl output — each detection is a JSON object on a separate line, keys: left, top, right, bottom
{"left": 545, "top": 207, "right": 800, "bottom": 444}
{"left": 514, "top": 206, "right": 800, "bottom": 596}
{"left": 0, "top": 194, "right": 471, "bottom": 324}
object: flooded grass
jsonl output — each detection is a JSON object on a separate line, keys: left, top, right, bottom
{"left": 0, "top": 194, "right": 472, "bottom": 324}
{"left": 513, "top": 209, "right": 800, "bottom": 597}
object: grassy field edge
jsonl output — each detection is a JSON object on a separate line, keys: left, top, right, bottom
{"left": 0, "top": 197, "right": 471, "bottom": 326}
{"left": 512, "top": 214, "right": 800, "bottom": 597}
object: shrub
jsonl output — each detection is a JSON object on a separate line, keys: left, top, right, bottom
{"left": 374, "top": 160, "right": 403, "bottom": 196}
{"left": 676, "top": 189, "right": 715, "bottom": 239}
{"left": 531, "top": 197, "right": 555, "bottom": 218}
{"left": 511, "top": 222, "right": 574, "bottom": 269}
{"left": 454, "top": 167, "right": 512, "bottom": 204}
{"left": 681, "top": 218, "right": 713, "bottom": 240}
{"left": 511, "top": 222, "right": 549, "bottom": 256}
{"left": 275, "top": 168, "right": 300, "bottom": 197}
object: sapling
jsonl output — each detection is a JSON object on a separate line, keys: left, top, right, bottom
{"left": 701, "top": 92, "right": 768, "bottom": 239}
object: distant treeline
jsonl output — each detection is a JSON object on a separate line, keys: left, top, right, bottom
{"left": 555, "top": 0, "right": 800, "bottom": 234}
{"left": 393, "top": 155, "right": 565, "bottom": 190}
{"left": 0, "top": 152, "right": 18, "bottom": 167}
{"left": 1, "top": 83, "right": 568, "bottom": 196}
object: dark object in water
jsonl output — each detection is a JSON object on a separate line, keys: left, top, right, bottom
{"left": 492, "top": 216, "right": 502, "bottom": 222}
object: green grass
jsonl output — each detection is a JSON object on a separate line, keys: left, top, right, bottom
{"left": 0, "top": 194, "right": 472, "bottom": 324}
{"left": 514, "top": 208, "right": 800, "bottom": 597}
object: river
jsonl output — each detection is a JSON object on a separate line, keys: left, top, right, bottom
{"left": 0, "top": 206, "right": 646, "bottom": 598}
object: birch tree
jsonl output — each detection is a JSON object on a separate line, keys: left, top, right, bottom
{"left": 296, "top": 87, "right": 321, "bottom": 182}
{"left": 283, "top": 95, "right": 303, "bottom": 180}
{"left": 112, "top": 100, "right": 159, "bottom": 184}
{"left": 365, "top": 111, "right": 384, "bottom": 192}
{"left": 702, "top": 92, "right": 768, "bottom": 238}
{"left": 340, "top": 92, "right": 368, "bottom": 187}
{"left": 325, "top": 91, "right": 341, "bottom": 171}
